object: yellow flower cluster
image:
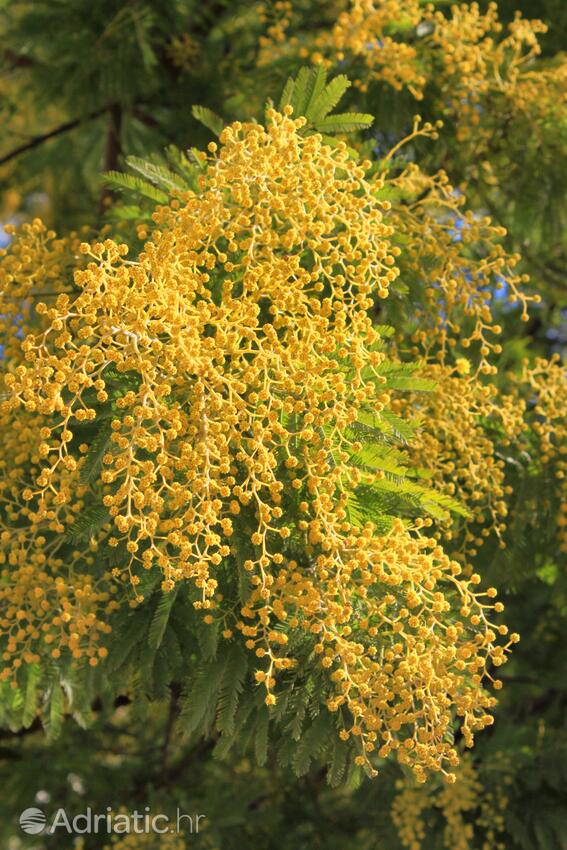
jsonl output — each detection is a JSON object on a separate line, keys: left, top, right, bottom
{"left": 384, "top": 161, "right": 539, "bottom": 373}
{"left": 0, "top": 559, "right": 112, "bottom": 680}
{"left": 257, "top": 0, "right": 567, "bottom": 140}
{"left": 165, "top": 33, "right": 200, "bottom": 73}
{"left": 5, "top": 110, "right": 394, "bottom": 593}
{"left": 393, "top": 364, "right": 525, "bottom": 558}
{"left": 0, "top": 223, "right": 117, "bottom": 683}
{"left": 392, "top": 753, "right": 509, "bottom": 850}
{"left": 258, "top": 0, "right": 425, "bottom": 96}
{"left": 425, "top": 3, "right": 565, "bottom": 144}
{"left": 299, "top": 521, "right": 514, "bottom": 780}
{"left": 256, "top": 0, "right": 343, "bottom": 63}
{"left": 257, "top": 0, "right": 294, "bottom": 50}
{"left": 314, "top": 0, "right": 425, "bottom": 97}
{"left": 391, "top": 779, "right": 430, "bottom": 850}
{"left": 0, "top": 221, "right": 73, "bottom": 361}
{"left": 1, "top": 112, "right": 510, "bottom": 777}
{"left": 516, "top": 356, "right": 567, "bottom": 556}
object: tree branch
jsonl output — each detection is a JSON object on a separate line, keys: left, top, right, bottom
{"left": 98, "top": 103, "right": 123, "bottom": 212}
{"left": 0, "top": 107, "right": 107, "bottom": 167}
{"left": 3, "top": 49, "right": 36, "bottom": 69}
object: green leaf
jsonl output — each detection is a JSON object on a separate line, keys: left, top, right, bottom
{"left": 126, "top": 156, "right": 187, "bottom": 192}
{"left": 350, "top": 443, "right": 412, "bottom": 477}
{"left": 130, "top": 567, "right": 161, "bottom": 601}
{"left": 107, "top": 610, "right": 149, "bottom": 674}
{"left": 359, "top": 408, "right": 416, "bottom": 443}
{"left": 328, "top": 735, "right": 350, "bottom": 786}
{"left": 303, "top": 65, "right": 328, "bottom": 118}
{"left": 314, "top": 113, "right": 374, "bottom": 134}
{"left": 197, "top": 617, "right": 219, "bottom": 661}
{"left": 308, "top": 74, "right": 351, "bottom": 123}
{"left": 180, "top": 660, "right": 226, "bottom": 737}
{"left": 103, "top": 170, "right": 169, "bottom": 204}
{"left": 254, "top": 706, "right": 269, "bottom": 766}
{"left": 292, "top": 714, "right": 330, "bottom": 776}
{"left": 148, "top": 586, "right": 179, "bottom": 650}
{"left": 276, "top": 735, "right": 296, "bottom": 768}
{"left": 277, "top": 68, "right": 364, "bottom": 137}
{"left": 80, "top": 420, "right": 112, "bottom": 485}
{"left": 216, "top": 644, "right": 248, "bottom": 736}
{"left": 288, "top": 689, "right": 308, "bottom": 740}
{"left": 108, "top": 204, "right": 145, "bottom": 221}
{"left": 345, "top": 489, "right": 396, "bottom": 532}
{"left": 186, "top": 147, "right": 207, "bottom": 171}
{"left": 213, "top": 692, "right": 256, "bottom": 760}
{"left": 368, "top": 476, "right": 469, "bottom": 520}
{"left": 278, "top": 76, "right": 295, "bottom": 111}
{"left": 385, "top": 376, "right": 436, "bottom": 391}
{"left": 286, "top": 66, "right": 311, "bottom": 116}
{"left": 45, "top": 684, "right": 64, "bottom": 741}
{"left": 64, "top": 505, "right": 110, "bottom": 543}
{"left": 22, "top": 664, "right": 40, "bottom": 728}
{"left": 164, "top": 145, "right": 202, "bottom": 188}
{"left": 192, "top": 105, "right": 224, "bottom": 137}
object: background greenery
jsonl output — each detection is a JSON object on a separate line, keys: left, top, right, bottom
{"left": 0, "top": 1, "right": 566, "bottom": 848}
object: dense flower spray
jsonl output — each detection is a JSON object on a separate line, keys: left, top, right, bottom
{"left": 392, "top": 752, "right": 510, "bottom": 850}
{"left": 1, "top": 110, "right": 516, "bottom": 779}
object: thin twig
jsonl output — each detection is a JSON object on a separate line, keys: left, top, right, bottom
{"left": 98, "top": 103, "right": 123, "bottom": 212}
{"left": 0, "top": 107, "right": 107, "bottom": 167}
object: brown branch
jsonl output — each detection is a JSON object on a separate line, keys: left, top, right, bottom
{"left": 3, "top": 49, "right": 36, "bottom": 69}
{"left": 0, "top": 107, "right": 106, "bottom": 167}
{"left": 132, "top": 107, "right": 160, "bottom": 129}
{"left": 98, "top": 102, "right": 123, "bottom": 213}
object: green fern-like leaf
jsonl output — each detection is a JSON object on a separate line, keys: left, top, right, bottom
{"left": 148, "top": 586, "right": 179, "bottom": 650}
{"left": 360, "top": 408, "right": 417, "bottom": 444}
{"left": 126, "top": 156, "right": 188, "bottom": 193}
{"left": 192, "top": 105, "right": 224, "bottom": 137}
{"left": 367, "top": 476, "right": 469, "bottom": 520}
{"left": 107, "top": 609, "right": 150, "bottom": 674}
{"left": 108, "top": 204, "right": 145, "bottom": 221}
{"left": 103, "top": 170, "right": 169, "bottom": 204}
{"left": 292, "top": 714, "right": 330, "bottom": 776}
{"left": 376, "top": 360, "right": 437, "bottom": 392}
{"left": 328, "top": 735, "right": 350, "bottom": 786}
{"left": 213, "top": 691, "right": 256, "bottom": 760}
{"left": 254, "top": 706, "right": 270, "bottom": 766}
{"left": 278, "top": 76, "right": 295, "bottom": 111}
{"left": 281, "top": 66, "right": 311, "bottom": 116}
{"left": 196, "top": 616, "right": 219, "bottom": 661}
{"left": 350, "top": 443, "right": 412, "bottom": 478}
{"left": 277, "top": 67, "right": 370, "bottom": 136}
{"left": 308, "top": 74, "right": 351, "bottom": 122}
{"left": 22, "top": 664, "right": 40, "bottom": 728}
{"left": 64, "top": 505, "right": 110, "bottom": 543}
{"left": 216, "top": 644, "right": 248, "bottom": 736}
{"left": 286, "top": 686, "right": 309, "bottom": 741}
{"left": 164, "top": 144, "right": 203, "bottom": 187}
{"left": 313, "top": 113, "right": 373, "bottom": 134}
{"left": 179, "top": 660, "right": 225, "bottom": 737}
{"left": 44, "top": 683, "right": 64, "bottom": 741}
{"left": 346, "top": 490, "right": 396, "bottom": 532}
{"left": 80, "top": 421, "right": 112, "bottom": 485}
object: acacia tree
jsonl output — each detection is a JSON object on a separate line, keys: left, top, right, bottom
{"left": 0, "top": 2, "right": 566, "bottom": 849}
